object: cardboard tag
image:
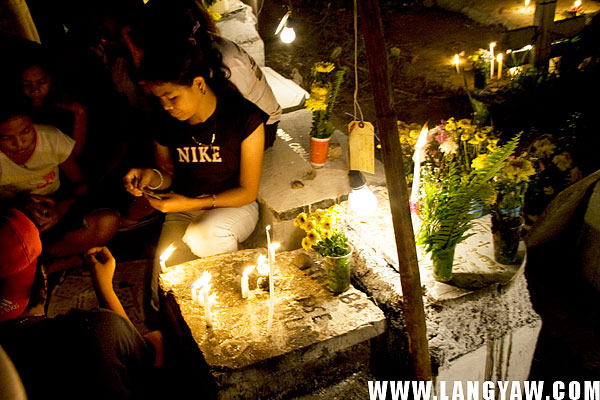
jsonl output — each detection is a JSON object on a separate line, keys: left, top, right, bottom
{"left": 348, "top": 121, "right": 375, "bottom": 174}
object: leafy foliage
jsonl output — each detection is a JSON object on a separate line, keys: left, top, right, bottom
{"left": 417, "top": 134, "right": 520, "bottom": 254}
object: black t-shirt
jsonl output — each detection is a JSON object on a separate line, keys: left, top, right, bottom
{"left": 154, "top": 90, "right": 268, "bottom": 198}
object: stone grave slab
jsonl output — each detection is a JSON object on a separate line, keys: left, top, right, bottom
{"left": 160, "top": 248, "right": 386, "bottom": 399}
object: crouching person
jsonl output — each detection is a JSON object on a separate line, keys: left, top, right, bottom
{"left": 0, "top": 104, "right": 119, "bottom": 274}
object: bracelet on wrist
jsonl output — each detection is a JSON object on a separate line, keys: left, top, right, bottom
{"left": 211, "top": 194, "right": 217, "bottom": 209}
{"left": 147, "top": 168, "right": 164, "bottom": 190}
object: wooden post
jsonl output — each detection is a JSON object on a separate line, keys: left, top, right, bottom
{"left": 532, "top": 0, "right": 557, "bottom": 68}
{"left": 357, "top": 0, "right": 432, "bottom": 381}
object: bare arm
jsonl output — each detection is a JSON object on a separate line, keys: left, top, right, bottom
{"left": 123, "top": 140, "right": 174, "bottom": 196}
{"left": 85, "top": 247, "right": 131, "bottom": 324}
{"left": 56, "top": 101, "right": 87, "bottom": 157}
{"left": 56, "top": 152, "right": 88, "bottom": 216}
{"left": 145, "top": 123, "right": 265, "bottom": 213}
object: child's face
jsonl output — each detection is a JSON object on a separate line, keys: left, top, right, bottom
{"left": 0, "top": 115, "right": 37, "bottom": 162}
{"left": 21, "top": 65, "right": 51, "bottom": 107}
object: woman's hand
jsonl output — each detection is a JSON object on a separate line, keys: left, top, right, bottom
{"left": 123, "top": 168, "right": 159, "bottom": 196}
{"left": 144, "top": 192, "right": 199, "bottom": 213}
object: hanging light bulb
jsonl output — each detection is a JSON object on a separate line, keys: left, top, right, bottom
{"left": 348, "top": 170, "right": 377, "bottom": 216}
{"left": 274, "top": 8, "right": 296, "bottom": 43}
{"left": 280, "top": 25, "right": 296, "bottom": 43}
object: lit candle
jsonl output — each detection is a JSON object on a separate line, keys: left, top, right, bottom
{"left": 191, "top": 271, "right": 211, "bottom": 304}
{"left": 489, "top": 42, "right": 496, "bottom": 78}
{"left": 159, "top": 243, "right": 176, "bottom": 273}
{"left": 497, "top": 53, "right": 503, "bottom": 79}
{"left": 241, "top": 265, "right": 255, "bottom": 299}
{"left": 265, "top": 226, "right": 276, "bottom": 332}
{"left": 453, "top": 54, "right": 460, "bottom": 74}
{"left": 524, "top": 0, "right": 530, "bottom": 7}
{"left": 410, "top": 122, "right": 429, "bottom": 213}
{"left": 202, "top": 283, "right": 213, "bottom": 327}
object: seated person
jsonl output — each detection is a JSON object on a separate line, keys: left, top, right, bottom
{"left": 0, "top": 236, "right": 164, "bottom": 399}
{"left": 0, "top": 104, "right": 119, "bottom": 273}
{"left": 123, "top": 40, "right": 267, "bottom": 312}
{"left": 7, "top": 38, "right": 88, "bottom": 158}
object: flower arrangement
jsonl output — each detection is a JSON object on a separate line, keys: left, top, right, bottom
{"left": 424, "top": 118, "right": 499, "bottom": 178}
{"left": 305, "top": 61, "right": 346, "bottom": 139}
{"left": 489, "top": 154, "right": 536, "bottom": 217}
{"left": 467, "top": 48, "right": 493, "bottom": 75}
{"left": 416, "top": 133, "right": 520, "bottom": 262}
{"left": 523, "top": 134, "right": 583, "bottom": 215}
{"left": 294, "top": 205, "right": 349, "bottom": 257}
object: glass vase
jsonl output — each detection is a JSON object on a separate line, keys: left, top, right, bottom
{"left": 324, "top": 245, "right": 352, "bottom": 294}
{"left": 431, "top": 246, "right": 455, "bottom": 282}
{"left": 491, "top": 212, "right": 524, "bottom": 264}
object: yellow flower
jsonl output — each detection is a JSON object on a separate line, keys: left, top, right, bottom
{"left": 480, "top": 126, "right": 493, "bottom": 135}
{"left": 321, "top": 217, "right": 333, "bottom": 231}
{"left": 471, "top": 154, "right": 489, "bottom": 170}
{"left": 301, "top": 237, "right": 313, "bottom": 251}
{"left": 504, "top": 158, "right": 536, "bottom": 183}
{"left": 305, "top": 97, "right": 327, "bottom": 112}
{"left": 485, "top": 191, "right": 498, "bottom": 206}
{"left": 543, "top": 186, "right": 554, "bottom": 195}
{"left": 305, "top": 219, "right": 316, "bottom": 231}
{"left": 468, "top": 137, "right": 481, "bottom": 145}
{"left": 474, "top": 131, "right": 486, "bottom": 142}
{"left": 315, "top": 61, "right": 335, "bottom": 73}
{"left": 306, "top": 229, "right": 321, "bottom": 245}
{"left": 486, "top": 138, "right": 499, "bottom": 152}
{"left": 457, "top": 119, "right": 471, "bottom": 129}
{"left": 294, "top": 212, "right": 308, "bottom": 229}
{"left": 321, "top": 229, "right": 333, "bottom": 239}
{"left": 460, "top": 133, "right": 470, "bottom": 142}
{"left": 552, "top": 152, "right": 572, "bottom": 171}
{"left": 445, "top": 119, "right": 457, "bottom": 131}
{"left": 533, "top": 138, "right": 556, "bottom": 158}
{"left": 310, "top": 83, "right": 329, "bottom": 97}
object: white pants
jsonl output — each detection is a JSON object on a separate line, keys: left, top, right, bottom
{"left": 150, "top": 201, "right": 259, "bottom": 311}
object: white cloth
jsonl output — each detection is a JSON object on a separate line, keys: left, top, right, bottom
{"left": 0, "top": 124, "right": 75, "bottom": 198}
{"left": 213, "top": 35, "right": 282, "bottom": 125}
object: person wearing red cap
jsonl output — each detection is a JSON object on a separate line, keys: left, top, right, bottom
{"left": 0, "top": 245, "right": 165, "bottom": 399}
{"left": 0, "top": 207, "right": 41, "bottom": 321}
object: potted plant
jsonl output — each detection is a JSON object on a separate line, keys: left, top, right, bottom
{"left": 468, "top": 49, "right": 492, "bottom": 89}
{"left": 305, "top": 61, "right": 346, "bottom": 168}
{"left": 489, "top": 154, "right": 536, "bottom": 264}
{"left": 294, "top": 205, "right": 351, "bottom": 293}
{"left": 416, "top": 133, "right": 520, "bottom": 282}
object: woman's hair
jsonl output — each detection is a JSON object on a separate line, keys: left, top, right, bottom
{"left": 137, "top": 39, "right": 232, "bottom": 93}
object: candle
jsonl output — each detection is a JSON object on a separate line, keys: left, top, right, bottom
{"left": 241, "top": 265, "right": 255, "bottom": 299}
{"left": 497, "top": 53, "right": 503, "bottom": 79}
{"left": 453, "top": 54, "right": 460, "bottom": 74}
{"left": 266, "top": 226, "right": 275, "bottom": 332}
{"left": 410, "top": 122, "right": 429, "bottom": 213}
{"left": 202, "top": 283, "right": 213, "bottom": 327}
{"left": 191, "top": 271, "right": 211, "bottom": 304}
{"left": 489, "top": 42, "right": 496, "bottom": 78}
{"left": 524, "top": 0, "right": 530, "bottom": 7}
{"left": 159, "top": 243, "right": 176, "bottom": 273}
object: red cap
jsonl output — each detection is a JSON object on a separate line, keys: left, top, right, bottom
{"left": 0, "top": 208, "right": 42, "bottom": 321}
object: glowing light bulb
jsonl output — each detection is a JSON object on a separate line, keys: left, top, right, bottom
{"left": 349, "top": 186, "right": 377, "bottom": 216}
{"left": 280, "top": 26, "right": 296, "bottom": 43}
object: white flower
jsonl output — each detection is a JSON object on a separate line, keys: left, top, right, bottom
{"left": 439, "top": 138, "right": 458, "bottom": 155}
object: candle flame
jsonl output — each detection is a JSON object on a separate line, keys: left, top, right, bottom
{"left": 415, "top": 122, "right": 429, "bottom": 149}
{"left": 160, "top": 243, "right": 176, "bottom": 262}
{"left": 574, "top": 0, "right": 581, "bottom": 7}
{"left": 490, "top": 42, "right": 496, "bottom": 49}
{"left": 497, "top": 53, "right": 503, "bottom": 62}
{"left": 271, "top": 242, "right": 281, "bottom": 251}
{"left": 256, "top": 254, "right": 268, "bottom": 275}
{"left": 453, "top": 54, "right": 459, "bottom": 66}
{"left": 243, "top": 265, "right": 256, "bottom": 277}
{"left": 192, "top": 271, "right": 211, "bottom": 290}
{"left": 525, "top": 0, "right": 530, "bottom": 6}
